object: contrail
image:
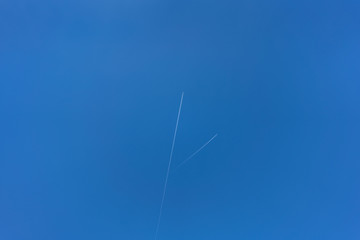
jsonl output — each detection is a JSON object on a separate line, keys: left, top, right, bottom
{"left": 155, "top": 92, "right": 184, "bottom": 240}
{"left": 175, "top": 133, "right": 218, "bottom": 170}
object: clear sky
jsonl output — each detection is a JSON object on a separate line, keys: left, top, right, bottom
{"left": 1, "top": 1, "right": 360, "bottom": 239}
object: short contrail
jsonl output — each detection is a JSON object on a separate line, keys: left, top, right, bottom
{"left": 175, "top": 133, "right": 218, "bottom": 170}
{"left": 155, "top": 92, "right": 184, "bottom": 240}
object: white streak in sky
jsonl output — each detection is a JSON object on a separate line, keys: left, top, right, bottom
{"left": 175, "top": 133, "right": 218, "bottom": 170}
{"left": 155, "top": 92, "right": 184, "bottom": 240}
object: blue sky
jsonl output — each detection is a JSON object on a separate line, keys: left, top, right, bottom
{"left": 1, "top": 1, "right": 360, "bottom": 239}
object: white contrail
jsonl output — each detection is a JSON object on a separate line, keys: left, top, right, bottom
{"left": 155, "top": 92, "right": 184, "bottom": 240}
{"left": 175, "top": 133, "right": 218, "bottom": 170}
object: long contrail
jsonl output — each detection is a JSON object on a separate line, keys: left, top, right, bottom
{"left": 155, "top": 92, "right": 184, "bottom": 240}
{"left": 175, "top": 133, "right": 218, "bottom": 170}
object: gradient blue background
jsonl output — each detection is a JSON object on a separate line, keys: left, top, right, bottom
{"left": 1, "top": 1, "right": 360, "bottom": 239}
